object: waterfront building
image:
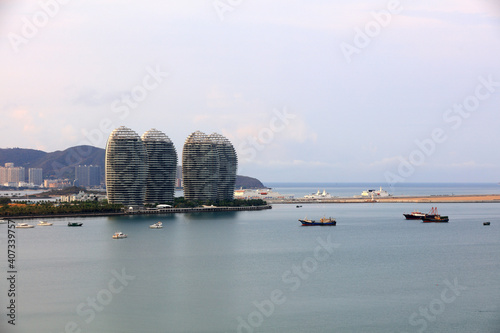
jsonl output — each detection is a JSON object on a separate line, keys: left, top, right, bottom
{"left": 182, "top": 131, "right": 220, "bottom": 201}
{"left": 105, "top": 126, "right": 148, "bottom": 206}
{"left": 209, "top": 133, "right": 237, "bottom": 201}
{"left": 0, "top": 167, "right": 6, "bottom": 185}
{"left": 28, "top": 168, "right": 43, "bottom": 186}
{"left": 60, "top": 191, "right": 107, "bottom": 203}
{"left": 0, "top": 163, "right": 25, "bottom": 185}
{"left": 75, "top": 165, "right": 101, "bottom": 187}
{"left": 176, "top": 165, "right": 183, "bottom": 188}
{"left": 234, "top": 188, "right": 294, "bottom": 200}
{"left": 43, "top": 179, "right": 72, "bottom": 188}
{"left": 141, "top": 129, "right": 177, "bottom": 204}
{"left": 10, "top": 167, "right": 25, "bottom": 183}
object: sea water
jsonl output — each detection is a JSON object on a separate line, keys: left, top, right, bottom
{"left": 0, "top": 188, "right": 499, "bottom": 333}
{"left": 266, "top": 182, "right": 500, "bottom": 198}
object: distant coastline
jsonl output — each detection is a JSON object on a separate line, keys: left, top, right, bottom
{"left": 3, "top": 205, "right": 272, "bottom": 220}
{"left": 268, "top": 194, "right": 500, "bottom": 204}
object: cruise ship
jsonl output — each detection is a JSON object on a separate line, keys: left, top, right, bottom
{"left": 304, "top": 189, "right": 335, "bottom": 199}
{"left": 234, "top": 188, "right": 294, "bottom": 200}
{"left": 360, "top": 187, "right": 390, "bottom": 197}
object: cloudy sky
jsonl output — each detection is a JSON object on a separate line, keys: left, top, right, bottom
{"left": 1, "top": 0, "right": 499, "bottom": 183}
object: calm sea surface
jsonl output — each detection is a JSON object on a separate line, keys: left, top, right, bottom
{"left": 265, "top": 182, "right": 500, "bottom": 198}
{"left": 1, "top": 184, "right": 500, "bottom": 332}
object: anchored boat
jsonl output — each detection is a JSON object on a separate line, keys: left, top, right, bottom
{"left": 403, "top": 210, "right": 426, "bottom": 220}
{"left": 112, "top": 231, "right": 127, "bottom": 239}
{"left": 299, "top": 216, "right": 336, "bottom": 226}
{"left": 149, "top": 222, "right": 163, "bottom": 229}
{"left": 68, "top": 222, "right": 83, "bottom": 227}
{"left": 37, "top": 221, "right": 53, "bottom": 226}
{"left": 16, "top": 223, "right": 35, "bottom": 228}
{"left": 422, "top": 207, "right": 449, "bottom": 223}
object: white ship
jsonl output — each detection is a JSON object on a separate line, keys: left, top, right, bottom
{"left": 234, "top": 188, "right": 294, "bottom": 200}
{"left": 360, "top": 187, "right": 390, "bottom": 197}
{"left": 304, "top": 189, "right": 335, "bottom": 199}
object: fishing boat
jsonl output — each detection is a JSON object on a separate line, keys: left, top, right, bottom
{"left": 299, "top": 216, "right": 336, "bottom": 226}
{"left": 422, "top": 207, "right": 449, "bottom": 223}
{"left": 149, "top": 222, "right": 163, "bottom": 229}
{"left": 112, "top": 231, "right": 127, "bottom": 239}
{"left": 37, "top": 221, "right": 53, "bottom": 226}
{"left": 68, "top": 222, "right": 83, "bottom": 227}
{"left": 403, "top": 210, "right": 426, "bottom": 220}
{"left": 16, "top": 223, "right": 35, "bottom": 228}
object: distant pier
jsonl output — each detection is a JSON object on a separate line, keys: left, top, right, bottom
{"left": 267, "top": 194, "right": 500, "bottom": 204}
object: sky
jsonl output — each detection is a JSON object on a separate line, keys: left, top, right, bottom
{"left": 1, "top": 0, "right": 500, "bottom": 183}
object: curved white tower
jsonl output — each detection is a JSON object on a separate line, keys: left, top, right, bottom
{"left": 209, "top": 133, "right": 237, "bottom": 201}
{"left": 182, "top": 131, "right": 220, "bottom": 202}
{"left": 105, "top": 126, "right": 147, "bottom": 206}
{"left": 141, "top": 129, "right": 177, "bottom": 204}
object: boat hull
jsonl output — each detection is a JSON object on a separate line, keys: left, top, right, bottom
{"left": 422, "top": 216, "right": 449, "bottom": 223}
{"left": 403, "top": 214, "right": 425, "bottom": 220}
{"left": 68, "top": 223, "right": 83, "bottom": 227}
{"left": 299, "top": 219, "right": 336, "bottom": 226}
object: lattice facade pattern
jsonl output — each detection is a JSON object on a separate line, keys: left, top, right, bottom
{"left": 105, "top": 126, "right": 148, "bottom": 206}
{"left": 209, "top": 133, "right": 238, "bottom": 201}
{"left": 182, "top": 131, "right": 237, "bottom": 202}
{"left": 182, "top": 131, "right": 220, "bottom": 201}
{"left": 142, "top": 129, "right": 178, "bottom": 204}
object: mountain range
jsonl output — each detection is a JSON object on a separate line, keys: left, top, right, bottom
{"left": 0, "top": 146, "right": 264, "bottom": 188}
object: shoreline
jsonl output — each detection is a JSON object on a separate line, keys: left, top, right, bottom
{"left": 2, "top": 205, "right": 272, "bottom": 220}
{"left": 269, "top": 194, "right": 500, "bottom": 204}
{"left": 2, "top": 193, "right": 499, "bottom": 219}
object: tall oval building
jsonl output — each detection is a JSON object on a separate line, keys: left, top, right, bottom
{"left": 182, "top": 131, "right": 220, "bottom": 202}
{"left": 105, "top": 126, "right": 148, "bottom": 206}
{"left": 141, "top": 129, "right": 177, "bottom": 204}
{"left": 209, "top": 133, "right": 237, "bottom": 201}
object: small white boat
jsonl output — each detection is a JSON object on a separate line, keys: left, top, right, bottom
{"left": 0, "top": 219, "right": 8, "bottom": 224}
{"left": 149, "top": 222, "right": 163, "bottom": 229}
{"left": 16, "top": 223, "right": 35, "bottom": 228}
{"left": 112, "top": 232, "right": 127, "bottom": 239}
{"left": 37, "top": 221, "right": 53, "bottom": 226}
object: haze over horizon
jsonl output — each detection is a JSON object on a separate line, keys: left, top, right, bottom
{"left": 1, "top": 1, "right": 499, "bottom": 183}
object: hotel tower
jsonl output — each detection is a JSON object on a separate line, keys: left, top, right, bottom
{"left": 182, "top": 131, "right": 220, "bottom": 201}
{"left": 182, "top": 131, "right": 237, "bottom": 202}
{"left": 209, "top": 133, "right": 237, "bottom": 201}
{"left": 141, "top": 129, "right": 178, "bottom": 204}
{"left": 105, "top": 126, "right": 148, "bottom": 206}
